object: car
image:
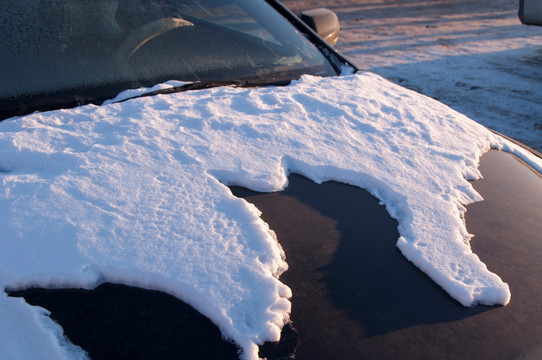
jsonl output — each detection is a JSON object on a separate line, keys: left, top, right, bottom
{"left": 1, "top": 1, "right": 541, "bottom": 360}
{"left": 519, "top": 0, "right": 542, "bottom": 26}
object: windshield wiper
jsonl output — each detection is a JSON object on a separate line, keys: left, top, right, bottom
{"left": 114, "top": 79, "right": 292, "bottom": 104}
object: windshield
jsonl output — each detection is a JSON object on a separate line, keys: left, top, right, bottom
{"left": 0, "top": 0, "right": 336, "bottom": 119}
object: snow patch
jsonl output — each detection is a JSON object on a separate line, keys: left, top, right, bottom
{"left": 1, "top": 72, "right": 540, "bottom": 359}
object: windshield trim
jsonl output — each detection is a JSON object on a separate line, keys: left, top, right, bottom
{"left": 113, "top": 79, "right": 293, "bottom": 104}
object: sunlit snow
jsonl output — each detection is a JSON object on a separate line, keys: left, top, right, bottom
{"left": 1, "top": 72, "right": 541, "bottom": 360}
{"left": 316, "top": 0, "right": 542, "bottom": 151}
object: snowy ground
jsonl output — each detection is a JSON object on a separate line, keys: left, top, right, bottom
{"left": 285, "top": 0, "right": 542, "bottom": 152}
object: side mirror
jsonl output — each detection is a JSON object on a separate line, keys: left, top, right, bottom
{"left": 299, "top": 8, "right": 340, "bottom": 46}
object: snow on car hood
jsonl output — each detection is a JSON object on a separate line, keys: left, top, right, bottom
{"left": 1, "top": 72, "right": 541, "bottom": 360}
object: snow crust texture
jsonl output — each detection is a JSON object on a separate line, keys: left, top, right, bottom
{"left": 1, "top": 73, "right": 540, "bottom": 360}
{"left": 318, "top": 0, "right": 542, "bottom": 151}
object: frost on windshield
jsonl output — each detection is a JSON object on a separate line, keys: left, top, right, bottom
{"left": 1, "top": 72, "right": 541, "bottom": 360}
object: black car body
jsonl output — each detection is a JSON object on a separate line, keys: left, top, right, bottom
{"left": 1, "top": 1, "right": 542, "bottom": 360}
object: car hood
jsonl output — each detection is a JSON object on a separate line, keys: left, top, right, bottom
{"left": 236, "top": 149, "right": 542, "bottom": 359}
{"left": 1, "top": 72, "right": 541, "bottom": 360}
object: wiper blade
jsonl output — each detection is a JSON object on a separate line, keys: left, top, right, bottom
{"left": 114, "top": 79, "right": 291, "bottom": 104}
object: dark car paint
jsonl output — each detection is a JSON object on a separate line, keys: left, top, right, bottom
{"left": 4, "top": 0, "right": 542, "bottom": 358}
{"left": 10, "top": 150, "right": 542, "bottom": 360}
{"left": 240, "top": 150, "right": 542, "bottom": 360}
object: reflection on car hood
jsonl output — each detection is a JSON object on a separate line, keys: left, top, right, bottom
{"left": 1, "top": 72, "right": 541, "bottom": 360}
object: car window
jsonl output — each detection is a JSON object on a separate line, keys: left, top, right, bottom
{"left": 172, "top": 1, "right": 279, "bottom": 43}
{"left": 0, "top": 0, "right": 336, "bottom": 119}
